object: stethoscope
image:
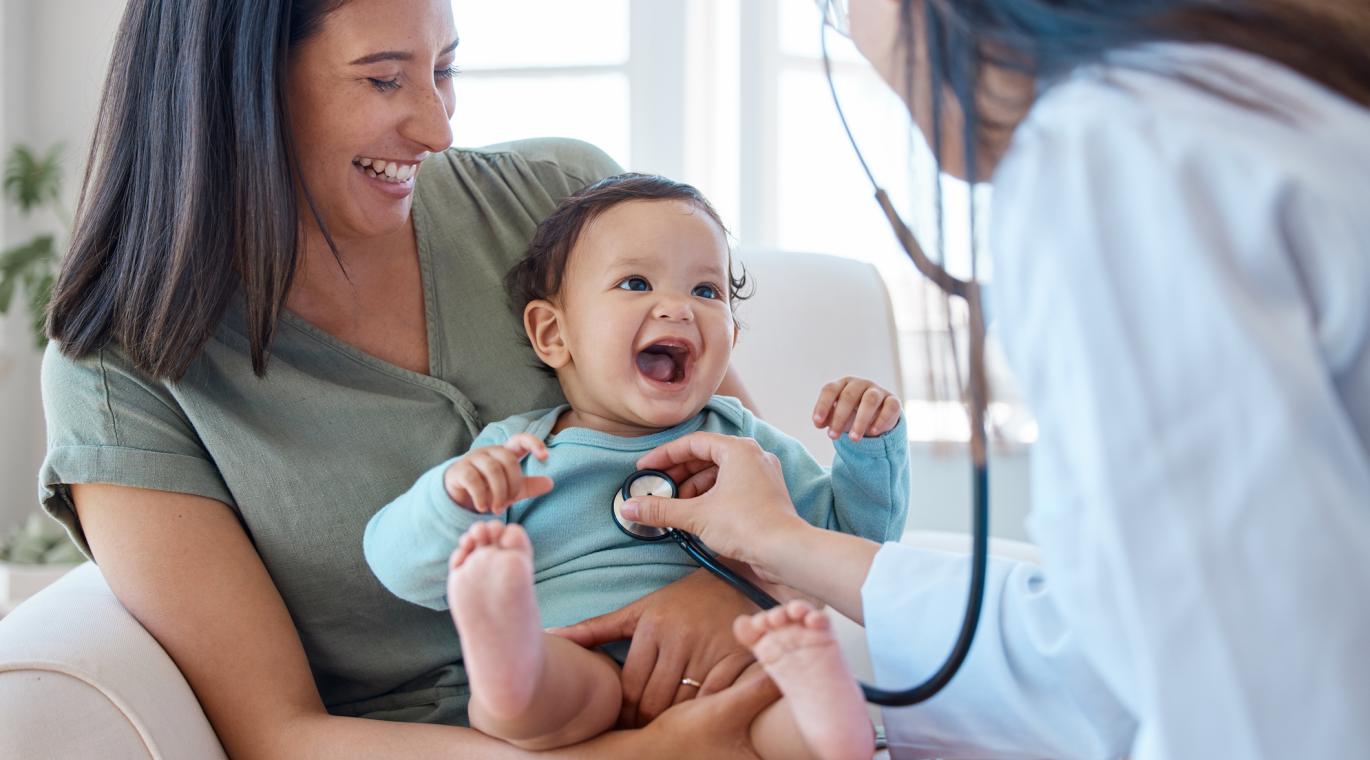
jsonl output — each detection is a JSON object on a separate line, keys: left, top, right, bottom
{"left": 607, "top": 0, "right": 995, "bottom": 709}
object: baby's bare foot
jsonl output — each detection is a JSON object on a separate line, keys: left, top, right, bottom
{"left": 735, "top": 601, "right": 874, "bottom": 760}
{"left": 447, "top": 522, "right": 543, "bottom": 721}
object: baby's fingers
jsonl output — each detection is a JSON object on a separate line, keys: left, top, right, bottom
{"left": 827, "top": 381, "right": 869, "bottom": 439}
{"left": 846, "top": 388, "right": 887, "bottom": 442}
{"left": 468, "top": 455, "right": 510, "bottom": 512}
{"left": 811, "top": 380, "right": 844, "bottom": 429}
{"left": 869, "top": 395, "right": 903, "bottom": 436}
{"left": 515, "top": 475, "right": 555, "bottom": 501}
{"left": 453, "top": 465, "right": 492, "bottom": 512}
{"left": 504, "top": 433, "right": 550, "bottom": 462}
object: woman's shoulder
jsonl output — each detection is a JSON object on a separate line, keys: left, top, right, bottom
{"left": 419, "top": 138, "right": 623, "bottom": 200}
{"left": 41, "top": 339, "right": 194, "bottom": 448}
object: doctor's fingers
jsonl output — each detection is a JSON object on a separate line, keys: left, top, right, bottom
{"left": 676, "top": 465, "right": 719, "bottom": 500}
{"left": 659, "top": 458, "right": 715, "bottom": 488}
{"left": 636, "top": 431, "right": 764, "bottom": 472}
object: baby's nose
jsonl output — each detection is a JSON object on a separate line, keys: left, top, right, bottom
{"left": 653, "top": 295, "right": 695, "bottom": 321}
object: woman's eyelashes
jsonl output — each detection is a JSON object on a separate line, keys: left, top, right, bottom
{"left": 366, "top": 65, "right": 460, "bottom": 93}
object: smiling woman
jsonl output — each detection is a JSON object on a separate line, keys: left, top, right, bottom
{"left": 31, "top": 0, "right": 776, "bottom": 758}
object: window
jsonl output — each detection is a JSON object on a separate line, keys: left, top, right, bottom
{"left": 450, "top": 0, "right": 1034, "bottom": 445}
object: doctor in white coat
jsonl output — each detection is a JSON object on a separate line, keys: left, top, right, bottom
{"left": 615, "top": 1, "right": 1370, "bottom": 757}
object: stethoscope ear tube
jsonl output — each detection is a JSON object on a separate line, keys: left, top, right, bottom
{"left": 671, "top": 532, "right": 780, "bottom": 610}
{"left": 858, "top": 463, "right": 989, "bottom": 706}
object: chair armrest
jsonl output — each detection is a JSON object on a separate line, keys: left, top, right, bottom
{"left": 0, "top": 562, "right": 227, "bottom": 759}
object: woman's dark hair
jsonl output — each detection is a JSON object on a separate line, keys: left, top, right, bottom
{"left": 46, "top": 0, "right": 347, "bottom": 380}
{"left": 906, "top": 0, "right": 1370, "bottom": 184}
{"left": 505, "top": 172, "right": 750, "bottom": 318}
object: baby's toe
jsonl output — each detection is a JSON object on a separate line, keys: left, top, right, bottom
{"left": 733, "top": 614, "right": 764, "bottom": 647}
{"left": 764, "top": 606, "right": 792, "bottom": 629}
{"left": 497, "top": 523, "right": 532, "bottom": 553}
{"left": 803, "top": 609, "right": 831, "bottom": 631}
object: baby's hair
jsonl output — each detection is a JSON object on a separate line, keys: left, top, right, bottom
{"left": 505, "top": 172, "right": 751, "bottom": 319}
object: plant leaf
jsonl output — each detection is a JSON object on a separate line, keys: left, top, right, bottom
{"left": 3, "top": 144, "right": 63, "bottom": 215}
{"left": 0, "top": 275, "right": 14, "bottom": 313}
{"left": 0, "top": 235, "right": 56, "bottom": 276}
{"left": 29, "top": 270, "right": 55, "bottom": 349}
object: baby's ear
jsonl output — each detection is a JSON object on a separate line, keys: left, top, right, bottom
{"left": 524, "top": 300, "right": 570, "bottom": 369}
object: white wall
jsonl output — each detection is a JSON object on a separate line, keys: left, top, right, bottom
{"left": 0, "top": 0, "right": 126, "bottom": 531}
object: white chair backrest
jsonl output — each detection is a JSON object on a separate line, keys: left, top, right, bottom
{"left": 730, "top": 249, "right": 904, "bottom": 466}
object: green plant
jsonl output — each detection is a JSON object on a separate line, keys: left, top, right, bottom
{"left": 0, "top": 512, "right": 83, "bottom": 565}
{"left": 0, "top": 143, "right": 67, "bottom": 349}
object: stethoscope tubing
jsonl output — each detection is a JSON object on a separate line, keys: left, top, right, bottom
{"left": 614, "top": 466, "right": 989, "bottom": 706}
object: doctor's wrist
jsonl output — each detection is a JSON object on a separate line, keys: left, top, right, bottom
{"left": 753, "top": 515, "right": 819, "bottom": 581}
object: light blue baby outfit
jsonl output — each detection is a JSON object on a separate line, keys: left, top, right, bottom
{"left": 364, "top": 396, "right": 909, "bottom": 635}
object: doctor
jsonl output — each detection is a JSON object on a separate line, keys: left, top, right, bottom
{"left": 611, "top": 0, "right": 1370, "bottom": 757}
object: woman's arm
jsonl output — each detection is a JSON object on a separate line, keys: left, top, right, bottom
{"left": 73, "top": 484, "right": 774, "bottom": 758}
{"left": 72, "top": 483, "right": 504, "bottom": 758}
{"left": 717, "top": 365, "right": 761, "bottom": 416}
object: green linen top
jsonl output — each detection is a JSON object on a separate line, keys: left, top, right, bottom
{"left": 37, "top": 138, "right": 621, "bottom": 726}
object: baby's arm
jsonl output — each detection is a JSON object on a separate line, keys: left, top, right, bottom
{"left": 363, "top": 424, "right": 550, "bottom": 610}
{"left": 750, "top": 383, "right": 909, "bottom": 543}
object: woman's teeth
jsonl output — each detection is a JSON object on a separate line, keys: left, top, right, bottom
{"left": 355, "top": 157, "right": 417, "bottom": 182}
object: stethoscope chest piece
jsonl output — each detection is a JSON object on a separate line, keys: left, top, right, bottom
{"left": 612, "top": 470, "right": 677, "bottom": 541}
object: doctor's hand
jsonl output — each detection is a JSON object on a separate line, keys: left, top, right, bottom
{"left": 812, "top": 376, "right": 902, "bottom": 442}
{"left": 443, "top": 434, "right": 554, "bottom": 514}
{"left": 620, "top": 432, "right": 809, "bottom": 574}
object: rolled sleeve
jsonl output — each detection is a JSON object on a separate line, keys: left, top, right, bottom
{"left": 38, "top": 344, "right": 232, "bottom": 558}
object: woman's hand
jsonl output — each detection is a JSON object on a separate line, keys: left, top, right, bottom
{"left": 547, "top": 568, "right": 763, "bottom": 727}
{"left": 636, "top": 671, "right": 782, "bottom": 758}
{"left": 619, "top": 432, "right": 809, "bottom": 571}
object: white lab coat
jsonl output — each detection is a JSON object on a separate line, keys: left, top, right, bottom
{"left": 863, "top": 44, "right": 1370, "bottom": 759}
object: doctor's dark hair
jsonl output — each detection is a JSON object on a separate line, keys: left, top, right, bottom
{"left": 902, "top": 0, "right": 1370, "bottom": 186}
{"left": 505, "top": 173, "right": 751, "bottom": 318}
{"left": 46, "top": 0, "right": 349, "bottom": 380}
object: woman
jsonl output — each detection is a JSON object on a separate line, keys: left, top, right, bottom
{"left": 39, "top": 0, "right": 774, "bottom": 756}
{"left": 606, "top": 0, "right": 1370, "bottom": 757}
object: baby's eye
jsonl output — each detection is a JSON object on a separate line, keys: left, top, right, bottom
{"left": 617, "top": 276, "right": 651, "bottom": 292}
{"left": 692, "top": 283, "right": 721, "bottom": 300}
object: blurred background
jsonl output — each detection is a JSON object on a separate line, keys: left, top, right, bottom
{"left": 0, "top": 0, "right": 1035, "bottom": 553}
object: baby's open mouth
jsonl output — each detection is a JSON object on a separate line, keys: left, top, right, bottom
{"left": 635, "top": 340, "right": 693, "bottom": 385}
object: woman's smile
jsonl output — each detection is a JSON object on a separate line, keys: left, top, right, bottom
{"left": 352, "top": 156, "right": 422, "bottom": 198}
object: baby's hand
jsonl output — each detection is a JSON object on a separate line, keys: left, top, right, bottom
{"left": 443, "top": 434, "right": 555, "bottom": 514}
{"left": 812, "top": 376, "right": 903, "bottom": 442}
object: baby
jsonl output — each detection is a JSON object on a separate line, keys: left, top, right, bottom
{"left": 364, "top": 173, "right": 907, "bottom": 759}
